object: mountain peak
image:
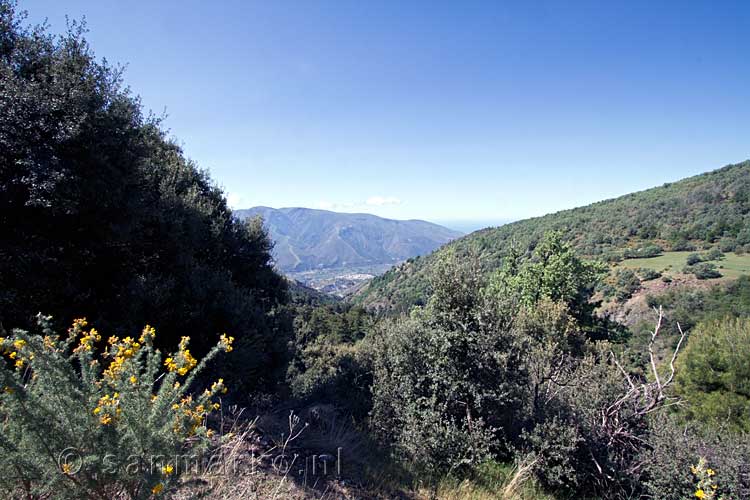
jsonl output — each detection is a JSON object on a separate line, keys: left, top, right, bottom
{"left": 234, "top": 207, "right": 463, "bottom": 273}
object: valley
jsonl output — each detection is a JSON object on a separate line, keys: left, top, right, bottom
{"left": 236, "top": 206, "right": 463, "bottom": 295}
{"left": 3, "top": 2, "right": 750, "bottom": 499}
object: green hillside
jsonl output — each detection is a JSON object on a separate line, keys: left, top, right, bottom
{"left": 353, "top": 160, "right": 750, "bottom": 311}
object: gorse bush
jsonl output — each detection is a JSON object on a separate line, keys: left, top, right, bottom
{"left": 0, "top": 315, "right": 233, "bottom": 499}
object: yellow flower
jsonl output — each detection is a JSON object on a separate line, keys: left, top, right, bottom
{"left": 219, "top": 334, "right": 234, "bottom": 352}
{"left": 695, "top": 490, "right": 705, "bottom": 499}
{"left": 100, "top": 414, "right": 113, "bottom": 425}
{"left": 13, "top": 339, "right": 26, "bottom": 349}
{"left": 161, "top": 464, "right": 174, "bottom": 475}
{"left": 129, "top": 375, "right": 138, "bottom": 385}
{"left": 15, "top": 359, "right": 23, "bottom": 369}
{"left": 152, "top": 483, "right": 164, "bottom": 495}
{"left": 9, "top": 351, "right": 17, "bottom": 359}
{"left": 43, "top": 336, "right": 56, "bottom": 350}
{"left": 706, "top": 468, "right": 715, "bottom": 476}
{"left": 61, "top": 463, "right": 72, "bottom": 474}
{"left": 140, "top": 325, "right": 156, "bottom": 342}
{"left": 211, "top": 379, "right": 224, "bottom": 392}
{"left": 93, "top": 407, "right": 101, "bottom": 415}
{"left": 164, "top": 357, "right": 177, "bottom": 372}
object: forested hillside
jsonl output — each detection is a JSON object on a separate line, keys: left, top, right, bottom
{"left": 355, "top": 161, "right": 750, "bottom": 311}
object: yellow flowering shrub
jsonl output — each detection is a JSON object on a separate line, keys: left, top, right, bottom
{"left": 0, "top": 314, "right": 234, "bottom": 499}
{"left": 691, "top": 457, "right": 724, "bottom": 500}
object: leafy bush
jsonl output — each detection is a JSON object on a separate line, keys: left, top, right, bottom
{"left": 684, "top": 262, "right": 722, "bottom": 280}
{"left": 286, "top": 304, "right": 373, "bottom": 417}
{"left": 671, "top": 239, "right": 697, "bottom": 251}
{"left": 640, "top": 415, "right": 750, "bottom": 499}
{"left": 718, "top": 237, "right": 737, "bottom": 253}
{"left": 614, "top": 268, "right": 641, "bottom": 302}
{"left": 637, "top": 267, "right": 662, "bottom": 281}
{"left": 675, "top": 317, "right": 750, "bottom": 433}
{"left": 0, "top": 315, "right": 233, "bottom": 499}
{"left": 623, "top": 244, "right": 663, "bottom": 259}
{"left": 687, "top": 253, "right": 703, "bottom": 266}
{"left": 703, "top": 247, "right": 725, "bottom": 261}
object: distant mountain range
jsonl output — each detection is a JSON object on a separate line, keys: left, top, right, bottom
{"left": 235, "top": 207, "right": 463, "bottom": 273}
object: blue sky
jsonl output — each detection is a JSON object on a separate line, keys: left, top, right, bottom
{"left": 22, "top": 1, "right": 750, "bottom": 228}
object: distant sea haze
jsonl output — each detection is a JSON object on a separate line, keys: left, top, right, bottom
{"left": 435, "top": 219, "right": 513, "bottom": 234}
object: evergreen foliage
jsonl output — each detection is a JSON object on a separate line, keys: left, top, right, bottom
{"left": 0, "top": 316, "right": 232, "bottom": 499}
{"left": 0, "top": 1, "right": 290, "bottom": 392}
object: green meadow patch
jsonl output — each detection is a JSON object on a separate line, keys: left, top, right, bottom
{"left": 617, "top": 251, "right": 750, "bottom": 280}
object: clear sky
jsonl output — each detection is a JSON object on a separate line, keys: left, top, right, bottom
{"left": 22, "top": 0, "right": 750, "bottom": 227}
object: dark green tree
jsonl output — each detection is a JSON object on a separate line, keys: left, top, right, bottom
{"left": 675, "top": 317, "right": 750, "bottom": 433}
{"left": 0, "top": 1, "right": 290, "bottom": 392}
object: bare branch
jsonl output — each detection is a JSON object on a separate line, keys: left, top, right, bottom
{"left": 663, "top": 322, "right": 686, "bottom": 388}
{"left": 648, "top": 306, "right": 664, "bottom": 394}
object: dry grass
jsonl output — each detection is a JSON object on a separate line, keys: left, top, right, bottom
{"left": 171, "top": 403, "right": 408, "bottom": 500}
{"left": 171, "top": 403, "right": 560, "bottom": 500}
{"left": 418, "top": 460, "right": 555, "bottom": 500}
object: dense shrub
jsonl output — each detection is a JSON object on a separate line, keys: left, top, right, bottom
{"left": 637, "top": 267, "right": 662, "bottom": 281}
{"left": 286, "top": 304, "right": 373, "bottom": 417}
{"left": 684, "top": 262, "right": 722, "bottom": 280}
{"left": 0, "top": 315, "right": 233, "bottom": 499}
{"left": 369, "top": 315, "right": 498, "bottom": 474}
{"left": 686, "top": 253, "right": 703, "bottom": 266}
{"left": 671, "top": 238, "right": 697, "bottom": 251}
{"left": 675, "top": 317, "right": 750, "bottom": 433}
{"left": 640, "top": 415, "right": 750, "bottom": 499}
{"left": 719, "top": 237, "right": 737, "bottom": 253}
{"left": 370, "top": 234, "right": 652, "bottom": 492}
{"left": 703, "top": 247, "right": 725, "bottom": 261}
{"left": 614, "top": 268, "right": 641, "bottom": 302}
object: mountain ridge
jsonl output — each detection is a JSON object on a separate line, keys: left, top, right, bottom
{"left": 352, "top": 160, "right": 750, "bottom": 311}
{"left": 235, "top": 206, "right": 463, "bottom": 273}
